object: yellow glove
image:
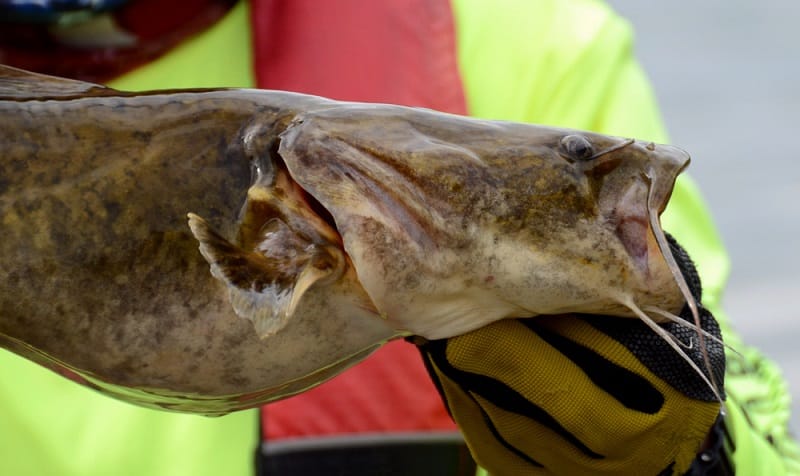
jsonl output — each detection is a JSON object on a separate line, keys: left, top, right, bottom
{"left": 419, "top": 241, "right": 726, "bottom": 475}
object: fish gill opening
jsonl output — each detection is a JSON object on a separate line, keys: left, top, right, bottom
{"left": 273, "top": 145, "right": 340, "bottom": 242}
{"left": 238, "top": 135, "right": 342, "bottom": 252}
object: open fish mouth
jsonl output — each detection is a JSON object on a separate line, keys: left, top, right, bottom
{"left": 610, "top": 148, "right": 690, "bottom": 276}
{"left": 615, "top": 211, "right": 650, "bottom": 271}
{"left": 580, "top": 137, "right": 690, "bottom": 281}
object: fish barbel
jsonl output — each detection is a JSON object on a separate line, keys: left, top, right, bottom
{"left": 0, "top": 65, "right": 691, "bottom": 414}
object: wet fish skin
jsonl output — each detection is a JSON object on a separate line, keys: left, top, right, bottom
{"left": 0, "top": 65, "right": 688, "bottom": 415}
{"left": 0, "top": 67, "right": 396, "bottom": 414}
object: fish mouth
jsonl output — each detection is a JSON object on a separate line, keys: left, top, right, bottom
{"left": 616, "top": 213, "right": 650, "bottom": 270}
{"left": 607, "top": 142, "right": 690, "bottom": 275}
{"left": 612, "top": 182, "right": 652, "bottom": 273}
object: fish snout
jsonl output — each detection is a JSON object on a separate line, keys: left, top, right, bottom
{"left": 643, "top": 143, "right": 691, "bottom": 214}
{"left": 574, "top": 136, "right": 690, "bottom": 274}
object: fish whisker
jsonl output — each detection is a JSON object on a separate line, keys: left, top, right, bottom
{"left": 644, "top": 174, "right": 723, "bottom": 400}
{"left": 588, "top": 138, "right": 636, "bottom": 161}
{"left": 617, "top": 295, "right": 723, "bottom": 403}
{"left": 643, "top": 305, "right": 741, "bottom": 358}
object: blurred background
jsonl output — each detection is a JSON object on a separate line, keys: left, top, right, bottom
{"left": 608, "top": 1, "right": 800, "bottom": 431}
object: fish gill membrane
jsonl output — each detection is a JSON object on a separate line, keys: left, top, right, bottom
{"left": 0, "top": 65, "right": 720, "bottom": 415}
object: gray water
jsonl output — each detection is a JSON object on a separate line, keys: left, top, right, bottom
{"left": 608, "top": 1, "right": 800, "bottom": 432}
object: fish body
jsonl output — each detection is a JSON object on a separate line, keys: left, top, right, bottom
{"left": 0, "top": 65, "right": 689, "bottom": 414}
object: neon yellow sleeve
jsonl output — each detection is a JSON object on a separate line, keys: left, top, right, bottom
{"left": 0, "top": 351, "right": 257, "bottom": 476}
{"left": 453, "top": 0, "right": 800, "bottom": 473}
{"left": 107, "top": 1, "right": 255, "bottom": 91}
{"left": 0, "top": 3, "right": 258, "bottom": 476}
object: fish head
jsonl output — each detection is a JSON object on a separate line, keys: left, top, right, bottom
{"left": 277, "top": 108, "right": 691, "bottom": 337}
{"left": 560, "top": 132, "right": 690, "bottom": 271}
{"left": 461, "top": 125, "right": 693, "bottom": 325}
{"left": 457, "top": 124, "right": 692, "bottom": 324}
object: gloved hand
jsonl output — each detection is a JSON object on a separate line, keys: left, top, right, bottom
{"left": 417, "top": 238, "right": 726, "bottom": 475}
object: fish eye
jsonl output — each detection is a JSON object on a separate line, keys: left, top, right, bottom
{"left": 560, "top": 134, "right": 594, "bottom": 161}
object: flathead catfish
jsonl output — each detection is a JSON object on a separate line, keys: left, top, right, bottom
{"left": 0, "top": 65, "right": 695, "bottom": 415}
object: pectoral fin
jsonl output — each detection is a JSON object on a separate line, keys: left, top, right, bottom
{"left": 187, "top": 213, "right": 342, "bottom": 338}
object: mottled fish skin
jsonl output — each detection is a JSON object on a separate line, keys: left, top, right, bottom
{"left": 0, "top": 65, "right": 688, "bottom": 415}
{"left": 0, "top": 66, "right": 397, "bottom": 415}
